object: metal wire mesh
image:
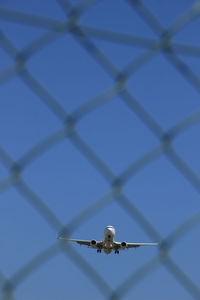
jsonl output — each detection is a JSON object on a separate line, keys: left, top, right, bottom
{"left": 1, "top": 0, "right": 200, "bottom": 299}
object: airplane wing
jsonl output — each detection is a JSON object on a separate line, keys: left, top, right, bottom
{"left": 58, "top": 237, "right": 91, "bottom": 246}
{"left": 114, "top": 242, "right": 159, "bottom": 250}
{"left": 126, "top": 242, "right": 159, "bottom": 248}
{"left": 58, "top": 237, "right": 103, "bottom": 248}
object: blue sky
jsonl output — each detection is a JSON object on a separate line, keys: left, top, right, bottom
{"left": 1, "top": 0, "right": 200, "bottom": 299}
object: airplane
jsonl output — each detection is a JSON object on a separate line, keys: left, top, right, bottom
{"left": 58, "top": 225, "right": 159, "bottom": 254}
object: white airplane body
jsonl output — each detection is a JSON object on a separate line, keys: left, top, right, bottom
{"left": 58, "top": 225, "right": 159, "bottom": 254}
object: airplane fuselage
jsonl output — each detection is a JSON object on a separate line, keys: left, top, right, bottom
{"left": 103, "top": 225, "right": 116, "bottom": 254}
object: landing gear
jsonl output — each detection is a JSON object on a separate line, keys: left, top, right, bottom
{"left": 97, "top": 249, "right": 102, "bottom": 253}
{"left": 114, "top": 250, "right": 119, "bottom": 254}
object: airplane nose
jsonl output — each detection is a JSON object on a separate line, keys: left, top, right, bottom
{"left": 104, "top": 226, "right": 115, "bottom": 235}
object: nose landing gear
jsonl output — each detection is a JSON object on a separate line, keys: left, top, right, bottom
{"left": 114, "top": 250, "right": 119, "bottom": 254}
{"left": 97, "top": 249, "right": 102, "bottom": 253}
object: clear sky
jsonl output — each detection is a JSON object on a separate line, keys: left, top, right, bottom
{"left": 1, "top": 0, "right": 200, "bottom": 299}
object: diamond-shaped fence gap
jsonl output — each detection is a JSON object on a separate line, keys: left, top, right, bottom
{"left": 173, "top": 122, "right": 200, "bottom": 179}
{"left": 79, "top": 0, "right": 158, "bottom": 39}
{"left": 77, "top": 97, "right": 159, "bottom": 174}
{"left": 127, "top": 52, "right": 200, "bottom": 130}
{"left": 124, "top": 155, "right": 200, "bottom": 236}
{"left": 0, "top": 188, "right": 56, "bottom": 277}
{"left": 168, "top": 223, "right": 200, "bottom": 290}
{"left": 22, "top": 138, "right": 110, "bottom": 225}
{"left": 0, "top": 0, "right": 67, "bottom": 21}
{"left": 0, "top": 78, "right": 61, "bottom": 159}
{"left": 27, "top": 33, "right": 113, "bottom": 113}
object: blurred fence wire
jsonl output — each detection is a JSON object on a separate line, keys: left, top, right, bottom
{"left": 1, "top": 0, "right": 200, "bottom": 299}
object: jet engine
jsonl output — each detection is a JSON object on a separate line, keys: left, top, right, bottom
{"left": 121, "top": 242, "right": 127, "bottom": 248}
{"left": 90, "top": 240, "right": 97, "bottom": 247}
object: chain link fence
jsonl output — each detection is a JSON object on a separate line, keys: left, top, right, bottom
{"left": 1, "top": 0, "right": 200, "bottom": 299}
